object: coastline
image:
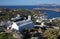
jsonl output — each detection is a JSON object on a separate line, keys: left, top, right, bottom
{"left": 33, "top": 8, "right": 60, "bottom": 12}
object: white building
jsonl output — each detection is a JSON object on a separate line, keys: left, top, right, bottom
{"left": 11, "top": 14, "right": 21, "bottom": 21}
{"left": 7, "top": 15, "right": 34, "bottom": 31}
{"left": 36, "top": 16, "right": 47, "bottom": 23}
{"left": 49, "top": 17, "right": 60, "bottom": 22}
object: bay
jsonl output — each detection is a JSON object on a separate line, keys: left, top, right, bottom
{"left": 0, "top": 6, "right": 60, "bottom": 19}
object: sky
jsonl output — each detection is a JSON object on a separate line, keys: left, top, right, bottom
{"left": 0, "top": 0, "right": 60, "bottom": 6}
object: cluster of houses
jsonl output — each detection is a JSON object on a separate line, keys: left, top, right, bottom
{"left": 0, "top": 14, "right": 34, "bottom": 32}
{"left": 0, "top": 13, "right": 60, "bottom": 32}
{"left": 0, "top": 13, "right": 60, "bottom": 39}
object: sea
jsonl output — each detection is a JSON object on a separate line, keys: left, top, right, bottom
{"left": 0, "top": 5, "right": 60, "bottom": 19}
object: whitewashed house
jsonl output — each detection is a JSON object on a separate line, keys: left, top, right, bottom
{"left": 49, "top": 17, "right": 60, "bottom": 22}
{"left": 34, "top": 15, "right": 47, "bottom": 27}
{"left": 11, "top": 14, "right": 21, "bottom": 21}
{"left": 7, "top": 15, "right": 34, "bottom": 31}
{"left": 36, "top": 16, "right": 47, "bottom": 23}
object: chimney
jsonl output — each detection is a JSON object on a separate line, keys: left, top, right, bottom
{"left": 17, "top": 14, "right": 20, "bottom": 18}
{"left": 41, "top": 22, "right": 45, "bottom": 26}
{"left": 28, "top": 15, "right": 31, "bottom": 20}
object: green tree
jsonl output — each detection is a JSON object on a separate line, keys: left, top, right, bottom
{"left": 43, "top": 28, "right": 59, "bottom": 39}
{"left": 0, "top": 33, "right": 16, "bottom": 39}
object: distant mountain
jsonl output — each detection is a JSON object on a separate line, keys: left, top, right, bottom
{"left": 36, "top": 4, "right": 60, "bottom": 6}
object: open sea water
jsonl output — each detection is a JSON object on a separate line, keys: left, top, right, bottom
{"left": 0, "top": 6, "right": 60, "bottom": 19}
